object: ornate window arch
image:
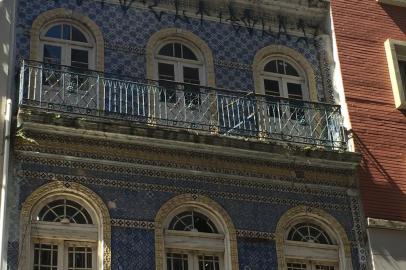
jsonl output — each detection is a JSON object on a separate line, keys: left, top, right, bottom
{"left": 30, "top": 8, "right": 104, "bottom": 71}
{"left": 19, "top": 181, "right": 111, "bottom": 270}
{"left": 146, "top": 28, "right": 215, "bottom": 88}
{"left": 154, "top": 194, "right": 239, "bottom": 270}
{"left": 253, "top": 45, "right": 318, "bottom": 102}
{"left": 275, "top": 206, "right": 353, "bottom": 270}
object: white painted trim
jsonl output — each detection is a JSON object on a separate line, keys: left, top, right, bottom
{"left": 377, "top": 0, "right": 406, "bottom": 7}
{"left": 367, "top": 217, "right": 406, "bottom": 231}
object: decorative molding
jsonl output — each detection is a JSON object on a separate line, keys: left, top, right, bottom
{"left": 367, "top": 218, "right": 406, "bottom": 231}
{"left": 214, "top": 60, "right": 252, "bottom": 71}
{"left": 377, "top": 0, "right": 406, "bottom": 7}
{"left": 111, "top": 218, "right": 155, "bottom": 229}
{"left": 20, "top": 181, "right": 111, "bottom": 270}
{"left": 105, "top": 41, "right": 146, "bottom": 55}
{"left": 16, "top": 169, "right": 352, "bottom": 212}
{"left": 154, "top": 194, "right": 239, "bottom": 270}
{"left": 275, "top": 206, "right": 353, "bottom": 270}
{"left": 236, "top": 229, "right": 275, "bottom": 240}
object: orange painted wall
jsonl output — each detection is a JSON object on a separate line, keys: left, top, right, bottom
{"left": 331, "top": 0, "right": 406, "bottom": 221}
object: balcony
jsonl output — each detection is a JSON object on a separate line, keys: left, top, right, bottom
{"left": 18, "top": 60, "right": 347, "bottom": 149}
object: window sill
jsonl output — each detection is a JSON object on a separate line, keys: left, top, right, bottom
{"left": 377, "top": 0, "right": 406, "bottom": 7}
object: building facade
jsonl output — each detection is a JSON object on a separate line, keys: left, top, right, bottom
{"left": 331, "top": 0, "right": 406, "bottom": 269}
{"left": 8, "top": 0, "right": 367, "bottom": 270}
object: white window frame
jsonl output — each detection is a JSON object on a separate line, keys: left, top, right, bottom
{"left": 154, "top": 41, "right": 206, "bottom": 86}
{"left": 39, "top": 21, "right": 95, "bottom": 69}
{"left": 28, "top": 196, "right": 100, "bottom": 270}
{"left": 260, "top": 56, "right": 309, "bottom": 101}
{"left": 285, "top": 222, "right": 340, "bottom": 270}
{"left": 384, "top": 39, "right": 406, "bottom": 109}
{"left": 163, "top": 208, "right": 226, "bottom": 270}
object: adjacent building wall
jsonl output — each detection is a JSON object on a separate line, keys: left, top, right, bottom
{"left": 331, "top": 0, "right": 406, "bottom": 268}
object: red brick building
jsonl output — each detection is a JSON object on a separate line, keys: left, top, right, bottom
{"left": 331, "top": 0, "right": 406, "bottom": 268}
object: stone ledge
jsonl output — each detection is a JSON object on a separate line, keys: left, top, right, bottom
{"left": 368, "top": 218, "right": 406, "bottom": 231}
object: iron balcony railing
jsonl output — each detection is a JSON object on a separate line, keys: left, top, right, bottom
{"left": 18, "top": 60, "right": 347, "bottom": 149}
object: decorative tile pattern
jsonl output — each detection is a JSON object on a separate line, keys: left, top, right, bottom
{"left": 111, "top": 218, "right": 155, "bottom": 229}
{"left": 236, "top": 230, "right": 275, "bottom": 241}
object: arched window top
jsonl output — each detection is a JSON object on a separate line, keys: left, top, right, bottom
{"left": 264, "top": 59, "right": 300, "bottom": 77}
{"left": 168, "top": 210, "right": 218, "bottom": 233}
{"left": 287, "top": 222, "right": 334, "bottom": 245}
{"left": 43, "top": 23, "right": 89, "bottom": 43}
{"left": 158, "top": 42, "right": 199, "bottom": 61}
{"left": 36, "top": 199, "right": 93, "bottom": 225}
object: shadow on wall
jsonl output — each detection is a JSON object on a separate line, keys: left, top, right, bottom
{"left": 352, "top": 130, "right": 406, "bottom": 220}
{"left": 381, "top": 4, "right": 406, "bottom": 36}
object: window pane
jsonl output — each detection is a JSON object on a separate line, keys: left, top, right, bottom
{"left": 72, "top": 26, "right": 88, "bottom": 43}
{"left": 168, "top": 211, "right": 218, "bottom": 233}
{"left": 198, "top": 255, "right": 219, "bottom": 270}
{"left": 287, "top": 83, "right": 303, "bottom": 100}
{"left": 285, "top": 62, "right": 299, "bottom": 76}
{"left": 68, "top": 246, "right": 93, "bottom": 270}
{"left": 34, "top": 243, "right": 58, "bottom": 270}
{"left": 45, "top": 25, "right": 62, "bottom": 39}
{"left": 166, "top": 253, "right": 188, "bottom": 270}
{"left": 399, "top": 61, "right": 406, "bottom": 92}
{"left": 182, "top": 45, "right": 197, "bottom": 60}
{"left": 158, "top": 63, "right": 175, "bottom": 81}
{"left": 287, "top": 262, "right": 307, "bottom": 270}
{"left": 316, "top": 265, "right": 335, "bottom": 270}
{"left": 159, "top": 44, "right": 174, "bottom": 57}
{"left": 264, "top": 60, "right": 277, "bottom": 73}
{"left": 43, "top": 45, "right": 61, "bottom": 65}
{"left": 264, "top": 80, "right": 280, "bottom": 97}
{"left": 63, "top": 24, "right": 71, "bottom": 40}
{"left": 71, "top": 49, "right": 89, "bottom": 70}
{"left": 277, "top": 60, "right": 286, "bottom": 74}
{"left": 183, "top": 67, "right": 200, "bottom": 85}
{"left": 174, "top": 43, "right": 182, "bottom": 58}
{"left": 37, "top": 199, "right": 93, "bottom": 224}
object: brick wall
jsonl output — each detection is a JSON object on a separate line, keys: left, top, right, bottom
{"left": 331, "top": 0, "right": 406, "bottom": 221}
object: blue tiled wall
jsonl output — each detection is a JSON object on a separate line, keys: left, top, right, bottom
{"left": 15, "top": 0, "right": 326, "bottom": 99}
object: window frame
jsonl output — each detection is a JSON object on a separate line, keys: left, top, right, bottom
{"left": 29, "top": 195, "right": 100, "bottom": 270}
{"left": 260, "top": 56, "right": 309, "bottom": 101}
{"left": 39, "top": 20, "right": 95, "bottom": 70}
{"left": 384, "top": 39, "right": 406, "bottom": 109}
{"left": 163, "top": 207, "right": 226, "bottom": 270}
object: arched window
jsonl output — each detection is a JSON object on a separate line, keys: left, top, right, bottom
{"left": 165, "top": 209, "right": 223, "bottom": 270}
{"left": 261, "top": 57, "right": 308, "bottom": 101}
{"left": 154, "top": 41, "right": 205, "bottom": 106}
{"left": 155, "top": 194, "right": 239, "bottom": 270}
{"left": 30, "top": 197, "right": 98, "bottom": 270}
{"left": 285, "top": 221, "right": 339, "bottom": 270}
{"left": 40, "top": 22, "right": 95, "bottom": 69}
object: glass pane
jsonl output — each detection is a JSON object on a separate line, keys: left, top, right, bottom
{"left": 166, "top": 253, "right": 188, "bottom": 270}
{"left": 264, "top": 60, "right": 277, "bottom": 73}
{"left": 63, "top": 24, "right": 71, "bottom": 40}
{"left": 198, "top": 255, "right": 219, "bottom": 270}
{"left": 68, "top": 247, "right": 93, "bottom": 270}
{"left": 183, "top": 67, "right": 200, "bottom": 85}
{"left": 287, "top": 262, "right": 307, "bottom": 270}
{"left": 285, "top": 62, "right": 299, "bottom": 76}
{"left": 159, "top": 44, "right": 174, "bottom": 57}
{"left": 287, "top": 83, "right": 303, "bottom": 100}
{"left": 277, "top": 60, "right": 286, "bottom": 74}
{"left": 168, "top": 211, "right": 218, "bottom": 233}
{"left": 43, "top": 45, "right": 61, "bottom": 65}
{"left": 45, "top": 25, "right": 62, "bottom": 39}
{"left": 182, "top": 45, "right": 198, "bottom": 60}
{"left": 72, "top": 26, "right": 88, "bottom": 43}
{"left": 316, "top": 265, "right": 335, "bottom": 270}
{"left": 158, "top": 63, "right": 175, "bottom": 81}
{"left": 287, "top": 223, "right": 333, "bottom": 244}
{"left": 37, "top": 199, "right": 93, "bottom": 224}
{"left": 71, "top": 49, "right": 89, "bottom": 70}
{"left": 174, "top": 43, "right": 182, "bottom": 58}
{"left": 33, "top": 243, "right": 58, "bottom": 270}
{"left": 264, "top": 80, "right": 280, "bottom": 97}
